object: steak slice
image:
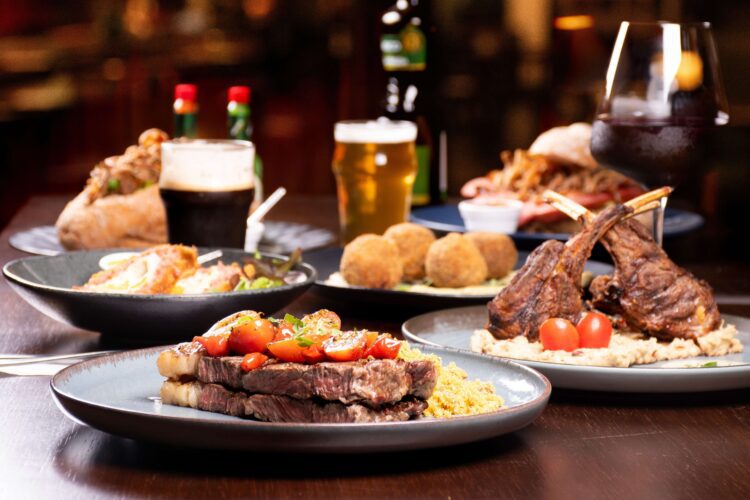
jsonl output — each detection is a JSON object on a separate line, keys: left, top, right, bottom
{"left": 195, "top": 382, "right": 427, "bottom": 423}
{"left": 197, "top": 357, "right": 437, "bottom": 406}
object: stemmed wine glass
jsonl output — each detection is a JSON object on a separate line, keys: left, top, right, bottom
{"left": 591, "top": 21, "right": 729, "bottom": 245}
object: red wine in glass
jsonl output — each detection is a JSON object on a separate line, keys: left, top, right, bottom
{"left": 591, "top": 22, "right": 729, "bottom": 244}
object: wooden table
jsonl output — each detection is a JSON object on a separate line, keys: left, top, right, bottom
{"left": 1, "top": 195, "right": 749, "bottom": 499}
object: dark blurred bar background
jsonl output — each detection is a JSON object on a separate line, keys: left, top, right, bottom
{"left": 0, "top": 0, "right": 748, "bottom": 259}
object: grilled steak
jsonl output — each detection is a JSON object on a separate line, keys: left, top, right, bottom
{"left": 590, "top": 218, "right": 721, "bottom": 339}
{"left": 198, "top": 356, "right": 437, "bottom": 406}
{"left": 194, "top": 382, "right": 428, "bottom": 423}
{"left": 487, "top": 204, "right": 630, "bottom": 340}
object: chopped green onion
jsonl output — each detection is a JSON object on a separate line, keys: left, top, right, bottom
{"left": 107, "top": 178, "right": 121, "bottom": 193}
{"left": 701, "top": 361, "right": 719, "bottom": 368}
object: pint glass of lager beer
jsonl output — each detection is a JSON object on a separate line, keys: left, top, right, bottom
{"left": 160, "top": 139, "right": 255, "bottom": 247}
{"left": 332, "top": 120, "right": 418, "bottom": 243}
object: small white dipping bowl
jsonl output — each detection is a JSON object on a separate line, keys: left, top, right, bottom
{"left": 458, "top": 199, "right": 523, "bottom": 233}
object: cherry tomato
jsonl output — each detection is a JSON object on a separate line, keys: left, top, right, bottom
{"left": 241, "top": 352, "right": 268, "bottom": 372}
{"left": 228, "top": 318, "right": 276, "bottom": 355}
{"left": 364, "top": 335, "right": 401, "bottom": 360}
{"left": 267, "top": 338, "right": 307, "bottom": 363}
{"left": 274, "top": 320, "right": 296, "bottom": 341}
{"left": 302, "top": 309, "right": 341, "bottom": 333}
{"left": 323, "top": 330, "right": 367, "bottom": 362}
{"left": 577, "top": 312, "right": 613, "bottom": 348}
{"left": 193, "top": 333, "right": 230, "bottom": 357}
{"left": 539, "top": 318, "right": 579, "bottom": 352}
{"left": 301, "top": 344, "right": 327, "bottom": 364}
{"left": 364, "top": 331, "right": 379, "bottom": 349}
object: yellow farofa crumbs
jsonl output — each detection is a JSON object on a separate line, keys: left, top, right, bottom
{"left": 398, "top": 343, "right": 504, "bottom": 418}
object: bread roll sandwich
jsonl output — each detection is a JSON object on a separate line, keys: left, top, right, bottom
{"left": 56, "top": 129, "right": 169, "bottom": 249}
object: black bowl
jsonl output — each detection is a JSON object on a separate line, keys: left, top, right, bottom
{"left": 3, "top": 248, "right": 316, "bottom": 345}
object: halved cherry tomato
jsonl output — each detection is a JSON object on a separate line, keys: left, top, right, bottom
{"left": 364, "top": 331, "right": 379, "bottom": 349}
{"left": 193, "top": 333, "right": 230, "bottom": 357}
{"left": 577, "top": 312, "right": 613, "bottom": 348}
{"left": 539, "top": 318, "right": 579, "bottom": 352}
{"left": 274, "top": 320, "right": 296, "bottom": 341}
{"left": 241, "top": 352, "right": 268, "bottom": 372}
{"left": 301, "top": 344, "right": 326, "bottom": 363}
{"left": 364, "top": 335, "right": 401, "bottom": 359}
{"left": 323, "top": 330, "right": 367, "bottom": 362}
{"left": 228, "top": 318, "right": 276, "bottom": 355}
{"left": 302, "top": 309, "right": 341, "bottom": 333}
{"left": 267, "top": 337, "right": 307, "bottom": 363}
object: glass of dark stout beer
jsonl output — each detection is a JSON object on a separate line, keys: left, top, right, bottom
{"left": 160, "top": 139, "right": 255, "bottom": 247}
{"left": 591, "top": 21, "right": 729, "bottom": 245}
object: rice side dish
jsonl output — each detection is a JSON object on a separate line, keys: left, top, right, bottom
{"left": 398, "top": 343, "right": 504, "bottom": 417}
{"left": 470, "top": 323, "right": 743, "bottom": 368}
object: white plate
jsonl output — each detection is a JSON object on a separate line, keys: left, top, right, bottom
{"left": 402, "top": 306, "right": 750, "bottom": 393}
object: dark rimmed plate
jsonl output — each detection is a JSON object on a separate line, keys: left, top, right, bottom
{"left": 3, "top": 249, "right": 316, "bottom": 344}
{"left": 402, "top": 305, "right": 750, "bottom": 393}
{"left": 9, "top": 222, "right": 336, "bottom": 257}
{"left": 50, "top": 345, "right": 550, "bottom": 453}
{"left": 410, "top": 205, "right": 704, "bottom": 241}
{"left": 305, "top": 247, "right": 613, "bottom": 310}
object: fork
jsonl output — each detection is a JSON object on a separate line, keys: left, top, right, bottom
{"left": 0, "top": 350, "right": 116, "bottom": 367}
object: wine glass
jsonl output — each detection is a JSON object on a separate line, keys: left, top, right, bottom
{"left": 591, "top": 21, "right": 729, "bottom": 245}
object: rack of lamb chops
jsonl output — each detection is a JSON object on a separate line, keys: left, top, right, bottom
{"left": 543, "top": 188, "right": 721, "bottom": 340}
{"left": 486, "top": 203, "right": 633, "bottom": 340}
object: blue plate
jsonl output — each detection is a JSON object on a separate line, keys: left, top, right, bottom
{"left": 410, "top": 205, "right": 704, "bottom": 241}
{"left": 402, "top": 305, "right": 750, "bottom": 393}
{"left": 50, "top": 344, "right": 550, "bottom": 453}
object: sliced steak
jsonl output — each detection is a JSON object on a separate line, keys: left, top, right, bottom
{"left": 197, "top": 357, "right": 437, "bottom": 406}
{"left": 198, "top": 382, "right": 428, "bottom": 423}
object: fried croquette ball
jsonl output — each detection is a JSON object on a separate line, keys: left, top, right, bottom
{"left": 425, "top": 233, "right": 487, "bottom": 288}
{"left": 340, "top": 234, "right": 403, "bottom": 289}
{"left": 383, "top": 223, "right": 436, "bottom": 281}
{"left": 463, "top": 232, "right": 518, "bottom": 279}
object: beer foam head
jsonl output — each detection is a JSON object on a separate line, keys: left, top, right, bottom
{"left": 334, "top": 119, "right": 417, "bottom": 144}
{"left": 160, "top": 140, "right": 255, "bottom": 192}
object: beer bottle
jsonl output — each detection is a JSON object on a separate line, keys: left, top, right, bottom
{"left": 173, "top": 84, "right": 198, "bottom": 138}
{"left": 227, "top": 85, "right": 264, "bottom": 203}
{"left": 380, "top": 0, "right": 446, "bottom": 205}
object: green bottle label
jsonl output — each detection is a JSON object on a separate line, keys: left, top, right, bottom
{"left": 412, "top": 144, "right": 430, "bottom": 205}
{"left": 381, "top": 25, "right": 426, "bottom": 71}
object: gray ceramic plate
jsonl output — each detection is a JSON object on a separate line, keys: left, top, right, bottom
{"left": 9, "top": 223, "right": 336, "bottom": 256}
{"left": 305, "top": 247, "right": 614, "bottom": 309}
{"left": 3, "top": 249, "right": 316, "bottom": 345}
{"left": 402, "top": 306, "right": 750, "bottom": 393}
{"left": 50, "top": 345, "right": 551, "bottom": 453}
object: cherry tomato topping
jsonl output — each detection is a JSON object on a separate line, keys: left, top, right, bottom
{"left": 274, "top": 320, "right": 296, "bottom": 341}
{"left": 228, "top": 318, "right": 276, "bottom": 355}
{"left": 577, "top": 312, "right": 613, "bottom": 349}
{"left": 302, "top": 310, "right": 342, "bottom": 332}
{"left": 364, "top": 335, "right": 401, "bottom": 360}
{"left": 364, "top": 331, "right": 379, "bottom": 349}
{"left": 193, "top": 333, "right": 230, "bottom": 357}
{"left": 241, "top": 352, "right": 268, "bottom": 372}
{"left": 301, "top": 344, "right": 327, "bottom": 364}
{"left": 539, "top": 318, "right": 579, "bottom": 352}
{"left": 323, "top": 331, "right": 367, "bottom": 362}
{"left": 267, "top": 337, "right": 307, "bottom": 363}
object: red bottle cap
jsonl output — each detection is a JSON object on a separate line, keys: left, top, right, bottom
{"left": 228, "top": 86, "right": 251, "bottom": 104}
{"left": 174, "top": 84, "right": 197, "bottom": 101}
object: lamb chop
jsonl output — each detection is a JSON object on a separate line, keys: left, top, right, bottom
{"left": 487, "top": 203, "right": 631, "bottom": 341}
{"left": 544, "top": 188, "right": 721, "bottom": 340}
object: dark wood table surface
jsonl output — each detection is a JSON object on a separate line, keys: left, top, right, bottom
{"left": 1, "top": 194, "right": 749, "bottom": 499}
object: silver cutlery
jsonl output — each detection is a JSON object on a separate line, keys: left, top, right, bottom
{"left": 0, "top": 350, "right": 116, "bottom": 367}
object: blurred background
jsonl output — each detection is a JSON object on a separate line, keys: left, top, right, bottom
{"left": 0, "top": 0, "right": 748, "bottom": 258}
